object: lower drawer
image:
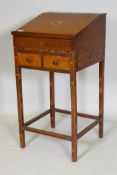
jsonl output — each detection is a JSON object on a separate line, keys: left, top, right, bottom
{"left": 17, "top": 53, "right": 41, "bottom": 68}
{"left": 44, "top": 55, "right": 72, "bottom": 71}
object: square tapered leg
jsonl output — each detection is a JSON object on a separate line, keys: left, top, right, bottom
{"left": 16, "top": 67, "right": 25, "bottom": 148}
{"left": 70, "top": 70, "right": 77, "bottom": 162}
{"left": 49, "top": 72, "right": 55, "bottom": 128}
{"left": 99, "top": 61, "right": 105, "bottom": 138}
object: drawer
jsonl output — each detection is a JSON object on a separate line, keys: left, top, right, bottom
{"left": 44, "top": 55, "right": 72, "bottom": 71}
{"left": 17, "top": 53, "right": 41, "bottom": 68}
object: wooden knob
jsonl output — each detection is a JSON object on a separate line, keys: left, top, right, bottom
{"left": 53, "top": 60, "right": 59, "bottom": 65}
{"left": 26, "top": 57, "right": 32, "bottom": 63}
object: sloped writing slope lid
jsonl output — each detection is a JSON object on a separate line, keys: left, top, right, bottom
{"left": 12, "top": 12, "right": 105, "bottom": 39}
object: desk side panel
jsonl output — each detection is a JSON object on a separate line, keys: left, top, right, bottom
{"left": 74, "top": 15, "right": 106, "bottom": 71}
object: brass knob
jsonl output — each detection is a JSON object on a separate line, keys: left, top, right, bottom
{"left": 53, "top": 60, "right": 59, "bottom": 65}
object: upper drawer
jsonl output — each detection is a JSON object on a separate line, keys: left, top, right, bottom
{"left": 44, "top": 55, "right": 72, "bottom": 71}
{"left": 17, "top": 53, "right": 41, "bottom": 68}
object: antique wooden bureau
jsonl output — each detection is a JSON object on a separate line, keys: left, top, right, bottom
{"left": 12, "top": 12, "right": 106, "bottom": 162}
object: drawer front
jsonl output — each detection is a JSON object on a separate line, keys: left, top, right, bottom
{"left": 44, "top": 55, "right": 72, "bottom": 71}
{"left": 17, "top": 53, "right": 41, "bottom": 67}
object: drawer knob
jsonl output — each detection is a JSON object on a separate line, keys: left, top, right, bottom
{"left": 53, "top": 60, "right": 59, "bottom": 65}
{"left": 26, "top": 57, "right": 32, "bottom": 63}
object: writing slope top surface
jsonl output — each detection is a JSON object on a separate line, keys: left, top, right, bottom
{"left": 12, "top": 12, "right": 105, "bottom": 39}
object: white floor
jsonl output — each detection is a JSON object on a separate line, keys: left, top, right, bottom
{"left": 0, "top": 113, "right": 117, "bottom": 175}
